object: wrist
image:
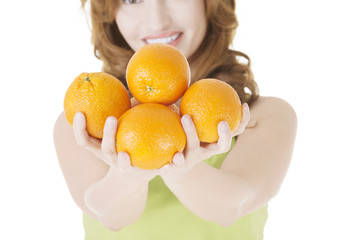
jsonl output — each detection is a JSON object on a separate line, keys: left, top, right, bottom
{"left": 106, "top": 165, "right": 151, "bottom": 193}
{"left": 84, "top": 169, "right": 149, "bottom": 215}
{"left": 84, "top": 169, "right": 150, "bottom": 229}
{"left": 161, "top": 161, "right": 201, "bottom": 185}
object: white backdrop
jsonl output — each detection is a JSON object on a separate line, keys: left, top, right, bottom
{"left": 1, "top": 0, "right": 359, "bottom": 239}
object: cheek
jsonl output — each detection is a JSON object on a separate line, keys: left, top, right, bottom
{"left": 115, "top": 14, "right": 140, "bottom": 42}
{"left": 186, "top": 12, "right": 207, "bottom": 43}
{"left": 183, "top": 5, "right": 207, "bottom": 36}
{"left": 115, "top": 17, "right": 129, "bottom": 38}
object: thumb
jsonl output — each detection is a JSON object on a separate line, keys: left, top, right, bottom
{"left": 116, "top": 151, "right": 132, "bottom": 170}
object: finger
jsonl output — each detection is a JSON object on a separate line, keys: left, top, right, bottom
{"left": 232, "top": 103, "right": 250, "bottom": 137}
{"left": 101, "top": 116, "right": 118, "bottom": 155}
{"left": 216, "top": 121, "right": 232, "bottom": 153}
{"left": 168, "top": 104, "right": 180, "bottom": 115}
{"left": 116, "top": 151, "right": 133, "bottom": 172}
{"left": 130, "top": 97, "right": 141, "bottom": 107}
{"left": 172, "top": 152, "right": 185, "bottom": 166}
{"left": 181, "top": 115, "right": 200, "bottom": 149}
{"left": 201, "top": 121, "right": 231, "bottom": 153}
{"left": 73, "top": 112, "right": 101, "bottom": 150}
{"left": 157, "top": 163, "right": 172, "bottom": 176}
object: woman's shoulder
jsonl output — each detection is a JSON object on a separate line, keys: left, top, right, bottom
{"left": 247, "top": 96, "right": 297, "bottom": 129}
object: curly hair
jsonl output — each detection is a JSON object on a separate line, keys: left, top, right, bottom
{"left": 80, "top": 0, "right": 259, "bottom": 106}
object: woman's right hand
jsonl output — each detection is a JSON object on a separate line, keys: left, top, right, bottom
{"left": 72, "top": 111, "right": 169, "bottom": 184}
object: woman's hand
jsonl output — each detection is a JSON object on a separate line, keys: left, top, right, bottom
{"left": 160, "top": 103, "right": 250, "bottom": 182}
{"left": 72, "top": 111, "right": 169, "bottom": 184}
{"left": 72, "top": 96, "right": 138, "bottom": 166}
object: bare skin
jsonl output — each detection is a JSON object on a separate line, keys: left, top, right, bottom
{"left": 53, "top": 96, "right": 297, "bottom": 231}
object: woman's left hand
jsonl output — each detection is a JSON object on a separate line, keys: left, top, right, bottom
{"left": 160, "top": 103, "right": 250, "bottom": 182}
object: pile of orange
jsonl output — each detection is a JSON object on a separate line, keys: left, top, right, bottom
{"left": 64, "top": 43, "right": 242, "bottom": 169}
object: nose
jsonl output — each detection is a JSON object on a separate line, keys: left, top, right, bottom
{"left": 146, "top": 1, "right": 171, "bottom": 31}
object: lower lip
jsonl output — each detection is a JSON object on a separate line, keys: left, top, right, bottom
{"left": 144, "top": 33, "right": 183, "bottom": 47}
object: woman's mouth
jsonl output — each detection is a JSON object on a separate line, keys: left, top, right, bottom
{"left": 143, "top": 32, "right": 182, "bottom": 46}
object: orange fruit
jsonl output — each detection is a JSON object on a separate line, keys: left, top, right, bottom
{"left": 64, "top": 72, "right": 131, "bottom": 139}
{"left": 116, "top": 103, "right": 186, "bottom": 169}
{"left": 126, "top": 43, "right": 190, "bottom": 105}
{"left": 180, "top": 78, "right": 242, "bottom": 143}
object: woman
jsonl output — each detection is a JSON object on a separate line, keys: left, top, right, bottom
{"left": 54, "top": 0, "right": 297, "bottom": 239}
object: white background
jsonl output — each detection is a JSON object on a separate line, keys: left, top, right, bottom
{"left": 1, "top": 0, "right": 359, "bottom": 239}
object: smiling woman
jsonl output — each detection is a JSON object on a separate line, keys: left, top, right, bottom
{"left": 54, "top": 0, "right": 297, "bottom": 239}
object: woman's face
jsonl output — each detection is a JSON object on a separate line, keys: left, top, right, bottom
{"left": 115, "top": 0, "right": 207, "bottom": 59}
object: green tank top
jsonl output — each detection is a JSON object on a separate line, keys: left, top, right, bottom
{"left": 83, "top": 137, "right": 268, "bottom": 239}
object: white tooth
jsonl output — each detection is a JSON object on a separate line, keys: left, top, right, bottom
{"left": 146, "top": 33, "right": 180, "bottom": 44}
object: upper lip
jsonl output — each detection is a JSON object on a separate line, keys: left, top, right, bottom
{"left": 142, "top": 31, "right": 182, "bottom": 40}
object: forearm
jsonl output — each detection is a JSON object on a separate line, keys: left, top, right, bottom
{"left": 84, "top": 167, "right": 149, "bottom": 231}
{"left": 162, "top": 162, "right": 256, "bottom": 227}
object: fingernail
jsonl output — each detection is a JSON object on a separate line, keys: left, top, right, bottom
{"left": 245, "top": 103, "right": 250, "bottom": 113}
{"left": 74, "top": 112, "right": 85, "bottom": 127}
{"left": 117, "top": 152, "right": 130, "bottom": 166}
{"left": 220, "top": 121, "right": 228, "bottom": 131}
{"left": 106, "top": 117, "right": 117, "bottom": 128}
{"left": 174, "top": 153, "right": 185, "bottom": 165}
{"left": 74, "top": 112, "right": 82, "bottom": 121}
{"left": 182, "top": 115, "right": 191, "bottom": 127}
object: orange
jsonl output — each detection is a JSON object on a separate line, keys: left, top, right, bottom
{"left": 126, "top": 43, "right": 190, "bottom": 105}
{"left": 116, "top": 103, "right": 186, "bottom": 169}
{"left": 64, "top": 72, "right": 131, "bottom": 139}
{"left": 180, "top": 78, "right": 242, "bottom": 143}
